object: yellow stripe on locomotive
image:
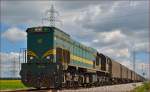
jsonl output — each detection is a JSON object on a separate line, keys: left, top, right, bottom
{"left": 27, "top": 50, "right": 37, "bottom": 57}
{"left": 27, "top": 49, "right": 93, "bottom": 65}
{"left": 43, "top": 49, "right": 94, "bottom": 65}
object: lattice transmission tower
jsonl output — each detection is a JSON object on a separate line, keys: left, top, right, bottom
{"left": 42, "top": 3, "right": 62, "bottom": 27}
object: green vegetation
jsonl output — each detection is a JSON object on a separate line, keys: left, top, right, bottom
{"left": 0, "top": 80, "right": 27, "bottom": 90}
{"left": 131, "top": 82, "right": 150, "bottom": 92}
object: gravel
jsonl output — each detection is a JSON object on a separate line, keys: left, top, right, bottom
{"left": 56, "top": 82, "right": 143, "bottom": 92}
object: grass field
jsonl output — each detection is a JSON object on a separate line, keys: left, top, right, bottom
{"left": 131, "top": 82, "right": 150, "bottom": 92}
{"left": 0, "top": 80, "right": 27, "bottom": 90}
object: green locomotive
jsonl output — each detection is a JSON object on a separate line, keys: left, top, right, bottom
{"left": 20, "top": 26, "right": 144, "bottom": 89}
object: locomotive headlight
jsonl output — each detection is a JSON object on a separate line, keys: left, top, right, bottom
{"left": 29, "top": 56, "right": 34, "bottom": 60}
{"left": 46, "top": 56, "right": 50, "bottom": 59}
{"left": 34, "top": 27, "right": 42, "bottom": 32}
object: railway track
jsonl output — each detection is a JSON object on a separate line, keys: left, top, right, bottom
{"left": 1, "top": 82, "right": 143, "bottom": 92}
{"left": 1, "top": 88, "right": 58, "bottom": 92}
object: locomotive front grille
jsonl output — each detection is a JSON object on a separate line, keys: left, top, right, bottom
{"left": 20, "top": 63, "right": 62, "bottom": 88}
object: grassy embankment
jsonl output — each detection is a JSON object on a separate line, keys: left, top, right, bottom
{"left": 0, "top": 80, "right": 27, "bottom": 90}
{"left": 131, "top": 82, "right": 150, "bottom": 92}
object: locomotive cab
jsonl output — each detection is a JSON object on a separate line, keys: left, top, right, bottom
{"left": 27, "top": 27, "right": 54, "bottom": 63}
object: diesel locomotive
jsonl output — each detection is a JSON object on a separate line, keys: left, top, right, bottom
{"left": 20, "top": 26, "right": 144, "bottom": 89}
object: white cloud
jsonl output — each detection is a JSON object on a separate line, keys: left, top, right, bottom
{"left": 99, "top": 29, "right": 126, "bottom": 43}
{"left": 119, "top": 48, "right": 130, "bottom": 57}
{"left": 0, "top": 52, "right": 19, "bottom": 63}
{"left": 99, "top": 47, "right": 130, "bottom": 59}
{"left": 2, "top": 27, "right": 27, "bottom": 42}
{"left": 135, "top": 42, "right": 149, "bottom": 52}
{"left": 0, "top": 52, "right": 23, "bottom": 77}
{"left": 92, "top": 39, "right": 99, "bottom": 43}
{"left": 120, "top": 60, "right": 133, "bottom": 70}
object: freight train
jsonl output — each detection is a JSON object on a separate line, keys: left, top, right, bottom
{"left": 20, "top": 26, "right": 145, "bottom": 89}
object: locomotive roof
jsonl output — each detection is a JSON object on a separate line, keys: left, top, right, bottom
{"left": 26, "top": 26, "right": 70, "bottom": 37}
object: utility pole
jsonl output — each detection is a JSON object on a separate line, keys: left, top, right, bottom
{"left": 132, "top": 47, "right": 136, "bottom": 81}
{"left": 141, "top": 64, "right": 145, "bottom": 78}
{"left": 0, "top": 53, "right": 2, "bottom": 77}
{"left": 13, "top": 57, "right": 16, "bottom": 78}
{"left": 148, "top": 0, "right": 150, "bottom": 82}
{"left": 133, "top": 48, "right": 136, "bottom": 72}
{"left": 19, "top": 48, "right": 21, "bottom": 71}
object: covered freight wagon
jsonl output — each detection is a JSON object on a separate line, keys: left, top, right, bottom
{"left": 127, "top": 69, "right": 132, "bottom": 81}
{"left": 121, "top": 65, "right": 128, "bottom": 83}
{"left": 111, "top": 60, "right": 121, "bottom": 83}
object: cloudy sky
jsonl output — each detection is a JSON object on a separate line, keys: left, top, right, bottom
{"left": 0, "top": 0, "right": 149, "bottom": 78}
